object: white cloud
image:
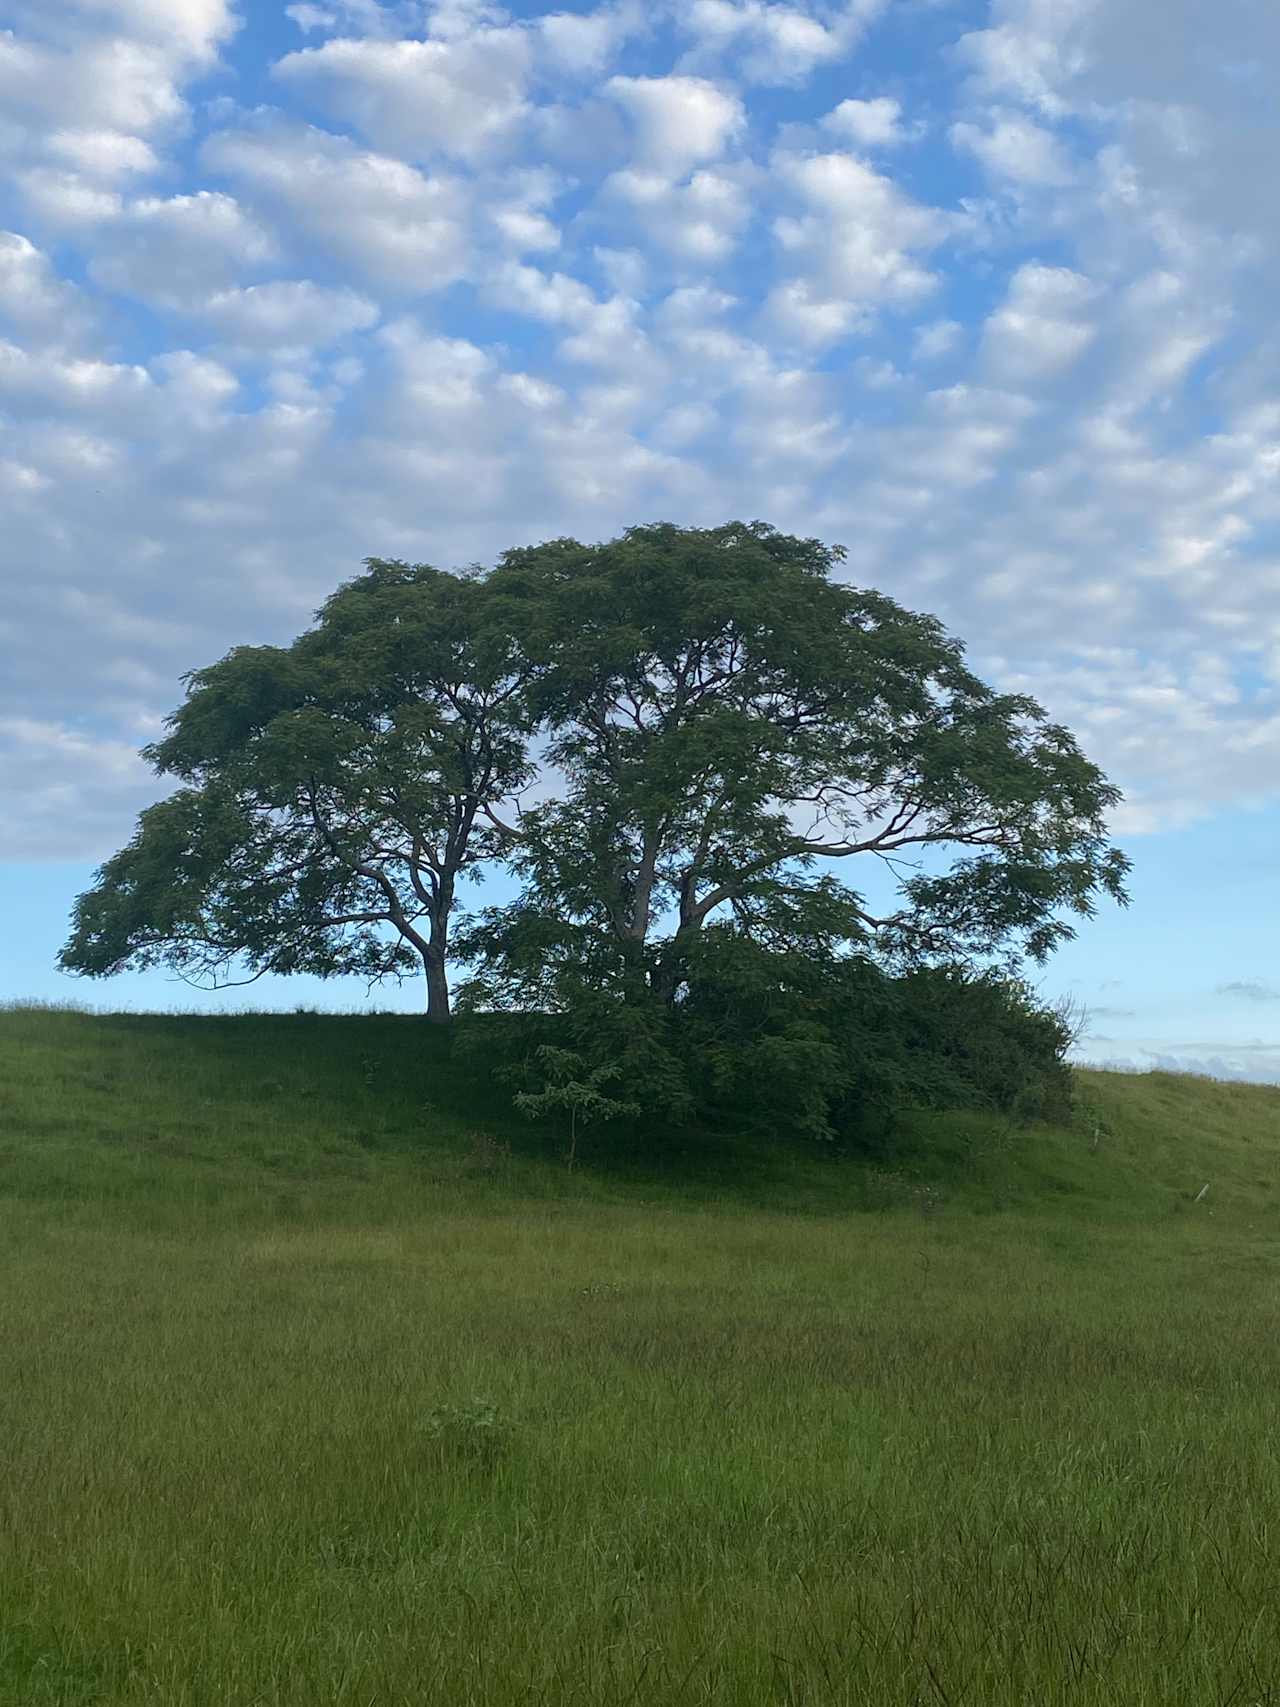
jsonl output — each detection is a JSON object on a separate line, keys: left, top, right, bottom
{"left": 0, "top": 342, "right": 154, "bottom": 418}
{"left": 15, "top": 171, "right": 124, "bottom": 229}
{"left": 593, "top": 246, "right": 648, "bottom": 297}
{"left": 1216, "top": 980, "right": 1280, "bottom": 1004}
{"left": 957, "top": 0, "right": 1280, "bottom": 288}
{"left": 913, "top": 318, "right": 962, "bottom": 361}
{"left": 537, "top": 6, "right": 641, "bottom": 76}
{"left": 605, "top": 75, "right": 744, "bottom": 175}
{"left": 896, "top": 382, "right": 1037, "bottom": 488}
{"left": 980, "top": 262, "right": 1098, "bottom": 384}
{"left": 88, "top": 191, "right": 278, "bottom": 307}
{"left": 768, "top": 150, "right": 945, "bottom": 345}
{"left": 47, "top": 129, "right": 159, "bottom": 180}
{"left": 0, "top": 233, "right": 95, "bottom": 347}
{"left": 951, "top": 112, "right": 1077, "bottom": 187}
{"left": 197, "top": 281, "right": 380, "bottom": 352}
{"left": 203, "top": 121, "right": 470, "bottom": 290}
{"left": 485, "top": 263, "right": 599, "bottom": 328}
{"left": 0, "top": 0, "right": 237, "bottom": 185}
{"left": 822, "top": 97, "right": 908, "bottom": 149}
{"left": 286, "top": 3, "right": 338, "bottom": 30}
{"left": 150, "top": 350, "right": 240, "bottom": 421}
{"left": 0, "top": 715, "right": 158, "bottom": 861}
{"left": 679, "top": 0, "right": 889, "bottom": 86}
{"left": 1076, "top": 1040, "right": 1280, "bottom": 1084}
{"left": 274, "top": 26, "right": 532, "bottom": 163}
{"left": 485, "top": 261, "right": 651, "bottom": 370}
{"left": 487, "top": 170, "right": 563, "bottom": 254}
{"left": 956, "top": 0, "right": 1095, "bottom": 119}
{"left": 602, "top": 167, "right": 751, "bottom": 263}
{"left": 79, "top": 0, "right": 238, "bottom": 61}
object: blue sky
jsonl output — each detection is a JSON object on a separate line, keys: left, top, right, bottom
{"left": 2, "top": 0, "right": 1279, "bottom": 1076}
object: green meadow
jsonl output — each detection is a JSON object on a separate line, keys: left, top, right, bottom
{"left": 3, "top": 1004, "right": 1280, "bottom": 1705}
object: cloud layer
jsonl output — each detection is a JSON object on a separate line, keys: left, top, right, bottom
{"left": 2, "top": 0, "right": 1280, "bottom": 860}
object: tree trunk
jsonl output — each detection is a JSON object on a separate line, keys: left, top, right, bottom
{"left": 424, "top": 946, "right": 451, "bottom": 1024}
{"left": 647, "top": 953, "right": 682, "bottom": 1008}
{"left": 424, "top": 876, "right": 454, "bottom": 1025}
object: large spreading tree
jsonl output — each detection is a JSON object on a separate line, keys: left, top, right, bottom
{"left": 63, "top": 522, "right": 1128, "bottom": 1099}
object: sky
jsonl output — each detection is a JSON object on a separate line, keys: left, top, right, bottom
{"left": 1, "top": 0, "right": 1278, "bottom": 1077}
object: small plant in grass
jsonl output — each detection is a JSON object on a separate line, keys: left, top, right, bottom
{"left": 1072, "top": 1084, "right": 1114, "bottom": 1153}
{"left": 513, "top": 1045, "right": 640, "bottom": 1168}
{"left": 465, "top": 1131, "right": 512, "bottom": 1173}
{"left": 423, "top": 1396, "right": 512, "bottom": 1462}
{"left": 913, "top": 1181, "right": 944, "bottom": 1217}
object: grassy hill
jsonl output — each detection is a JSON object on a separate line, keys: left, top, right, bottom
{"left": 3, "top": 1006, "right": 1280, "bottom": 1703}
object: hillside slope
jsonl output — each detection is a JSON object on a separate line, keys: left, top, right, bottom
{"left": 3, "top": 1006, "right": 1278, "bottom": 1229}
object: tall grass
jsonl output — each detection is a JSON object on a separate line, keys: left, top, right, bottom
{"left": 3, "top": 1009, "right": 1280, "bottom": 1703}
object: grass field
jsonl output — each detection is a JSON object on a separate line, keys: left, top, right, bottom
{"left": 3, "top": 1005, "right": 1280, "bottom": 1704}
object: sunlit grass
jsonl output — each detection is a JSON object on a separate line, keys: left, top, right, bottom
{"left": 3, "top": 1009, "right": 1280, "bottom": 1703}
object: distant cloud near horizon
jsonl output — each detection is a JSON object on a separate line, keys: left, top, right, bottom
{"left": 1081, "top": 1044, "right": 1280, "bottom": 1087}
{"left": 1216, "top": 981, "right": 1280, "bottom": 1004}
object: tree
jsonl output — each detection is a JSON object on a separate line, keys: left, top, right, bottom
{"left": 63, "top": 519, "right": 1128, "bottom": 1093}
{"left": 512, "top": 1046, "right": 641, "bottom": 1169}
{"left": 60, "top": 561, "right": 532, "bottom": 1022}
{"left": 462, "top": 521, "right": 1129, "bottom": 1021}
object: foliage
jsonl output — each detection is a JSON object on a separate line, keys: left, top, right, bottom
{"left": 479, "top": 942, "right": 1075, "bottom": 1150}
{"left": 480, "top": 519, "right": 1129, "bottom": 1011}
{"left": 511, "top": 1045, "right": 641, "bottom": 1166}
{"left": 883, "top": 965, "right": 1076, "bottom": 1124}
{"left": 60, "top": 561, "right": 532, "bottom": 1021}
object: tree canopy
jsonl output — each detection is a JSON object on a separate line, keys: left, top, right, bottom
{"left": 461, "top": 522, "right": 1128, "bottom": 1001}
{"left": 63, "top": 520, "right": 1129, "bottom": 1134}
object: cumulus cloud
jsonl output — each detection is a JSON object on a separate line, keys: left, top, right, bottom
{"left": 1078, "top": 1042, "right": 1280, "bottom": 1086}
{"left": 951, "top": 111, "right": 1077, "bottom": 187}
{"left": 536, "top": 6, "right": 643, "bottom": 76}
{"left": 203, "top": 121, "right": 470, "bottom": 290}
{"left": 88, "top": 191, "right": 278, "bottom": 307}
{"left": 286, "top": 4, "right": 338, "bottom": 32}
{"left": 679, "top": 0, "right": 889, "bottom": 86}
{"left": 274, "top": 26, "right": 533, "bottom": 163}
{"left": 767, "top": 150, "right": 945, "bottom": 344}
{"left": 0, "top": 233, "right": 96, "bottom": 347}
{"left": 822, "top": 97, "right": 910, "bottom": 149}
{"left": 0, "top": 0, "right": 236, "bottom": 200}
{"left": 980, "top": 263, "right": 1098, "bottom": 385}
{"left": 46, "top": 129, "right": 160, "bottom": 181}
{"left": 601, "top": 167, "right": 751, "bottom": 263}
{"left": 486, "top": 169, "right": 563, "bottom": 254}
{"left": 605, "top": 75, "right": 745, "bottom": 175}
{"left": 0, "top": 342, "right": 155, "bottom": 419}
{"left": 197, "top": 281, "right": 380, "bottom": 352}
